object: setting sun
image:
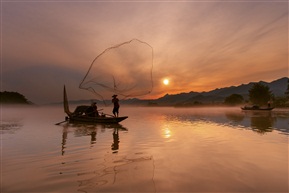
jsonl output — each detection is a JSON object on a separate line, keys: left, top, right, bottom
{"left": 163, "top": 79, "right": 169, "bottom": 85}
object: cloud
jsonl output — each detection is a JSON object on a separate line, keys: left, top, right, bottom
{"left": 2, "top": 1, "right": 288, "bottom": 102}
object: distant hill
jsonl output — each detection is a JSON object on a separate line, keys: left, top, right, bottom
{"left": 55, "top": 77, "right": 288, "bottom": 106}
{"left": 121, "top": 77, "right": 288, "bottom": 106}
{"left": 0, "top": 91, "right": 32, "bottom": 104}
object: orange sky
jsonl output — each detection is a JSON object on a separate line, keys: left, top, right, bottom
{"left": 1, "top": 1, "right": 288, "bottom": 104}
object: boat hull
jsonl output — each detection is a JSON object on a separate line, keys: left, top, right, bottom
{"left": 67, "top": 115, "right": 128, "bottom": 124}
{"left": 241, "top": 106, "right": 274, "bottom": 111}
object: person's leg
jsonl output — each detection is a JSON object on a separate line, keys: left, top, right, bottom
{"left": 116, "top": 107, "right": 119, "bottom": 117}
{"left": 113, "top": 108, "right": 117, "bottom": 117}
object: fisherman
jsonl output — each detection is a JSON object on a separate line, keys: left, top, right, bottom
{"left": 112, "top": 95, "right": 119, "bottom": 117}
{"left": 86, "top": 102, "right": 99, "bottom": 117}
{"left": 267, "top": 100, "right": 271, "bottom": 108}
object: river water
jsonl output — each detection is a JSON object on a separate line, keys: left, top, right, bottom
{"left": 1, "top": 105, "right": 288, "bottom": 193}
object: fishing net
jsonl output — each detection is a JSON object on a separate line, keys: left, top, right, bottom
{"left": 79, "top": 39, "right": 154, "bottom": 105}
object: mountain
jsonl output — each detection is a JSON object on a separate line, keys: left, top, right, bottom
{"left": 136, "top": 77, "right": 288, "bottom": 106}
{"left": 54, "top": 77, "right": 288, "bottom": 106}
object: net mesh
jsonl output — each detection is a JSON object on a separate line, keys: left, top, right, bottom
{"left": 79, "top": 39, "right": 154, "bottom": 105}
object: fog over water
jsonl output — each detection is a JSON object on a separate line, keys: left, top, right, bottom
{"left": 1, "top": 106, "right": 288, "bottom": 192}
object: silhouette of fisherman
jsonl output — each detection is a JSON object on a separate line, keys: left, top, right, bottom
{"left": 112, "top": 95, "right": 119, "bottom": 117}
{"left": 86, "top": 102, "right": 99, "bottom": 117}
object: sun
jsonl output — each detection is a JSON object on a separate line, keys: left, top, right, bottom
{"left": 163, "top": 79, "right": 169, "bottom": 85}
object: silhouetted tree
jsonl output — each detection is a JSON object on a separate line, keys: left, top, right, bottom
{"left": 224, "top": 94, "right": 244, "bottom": 105}
{"left": 0, "top": 91, "right": 31, "bottom": 104}
{"left": 249, "top": 83, "right": 273, "bottom": 106}
{"left": 285, "top": 79, "right": 289, "bottom": 100}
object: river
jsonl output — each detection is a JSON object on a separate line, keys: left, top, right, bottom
{"left": 1, "top": 105, "right": 288, "bottom": 193}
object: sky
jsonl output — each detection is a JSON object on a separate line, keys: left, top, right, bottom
{"left": 1, "top": 0, "right": 288, "bottom": 104}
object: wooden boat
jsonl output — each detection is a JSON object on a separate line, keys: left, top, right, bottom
{"left": 241, "top": 105, "right": 274, "bottom": 111}
{"left": 63, "top": 86, "right": 128, "bottom": 123}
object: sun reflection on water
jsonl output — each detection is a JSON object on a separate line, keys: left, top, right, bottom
{"left": 162, "top": 127, "right": 172, "bottom": 138}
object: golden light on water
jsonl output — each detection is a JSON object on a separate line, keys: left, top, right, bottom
{"left": 163, "top": 127, "right": 171, "bottom": 138}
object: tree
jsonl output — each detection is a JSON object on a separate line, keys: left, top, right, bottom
{"left": 285, "top": 79, "right": 289, "bottom": 100}
{"left": 0, "top": 91, "right": 31, "bottom": 104}
{"left": 224, "top": 94, "right": 244, "bottom": 105}
{"left": 249, "top": 83, "right": 273, "bottom": 106}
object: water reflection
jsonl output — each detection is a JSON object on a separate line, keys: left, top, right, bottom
{"left": 165, "top": 108, "right": 289, "bottom": 135}
{"left": 224, "top": 111, "right": 276, "bottom": 135}
{"left": 162, "top": 127, "right": 172, "bottom": 138}
{"left": 111, "top": 128, "right": 119, "bottom": 153}
{"left": 61, "top": 123, "right": 127, "bottom": 155}
{"left": 76, "top": 153, "right": 155, "bottom": 193}
{"left": 250, "top": 116, "right": 273, "bottom": 134}
{"left": 225, "top": 112, "right": 244, "bottom": 122}
{"left": 61, "top": 127, "right": 67, "bottom": 156}
{"left": 59, "top": 122, "right": 155, "bottom": 193}
{"left": 0, "top": 121, "right": 22, "bottom": 134}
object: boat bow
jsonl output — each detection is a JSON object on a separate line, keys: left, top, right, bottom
{"left": 63, "top": 85, "right": 73, "bottom": 116}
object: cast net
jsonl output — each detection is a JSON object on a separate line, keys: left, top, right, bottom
{"left": 79, "top": 39, "right": 154, "bottom": 105}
